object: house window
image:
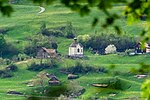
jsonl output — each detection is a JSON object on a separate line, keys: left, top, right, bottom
{"left": 81, "top": 49, "right": 82, "bottom": 52}
{"left": 77, "top": 48, "right": 80, "bottom": 53}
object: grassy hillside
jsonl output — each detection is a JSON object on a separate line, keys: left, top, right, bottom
{"left": 0, "top": 3, "right": 149, "bottom": 100}
{"left": 0, "top": 4, "right": 145, "bottom": 54}
{"left": 0, "top": 55, "right": 149, "bottom": 99}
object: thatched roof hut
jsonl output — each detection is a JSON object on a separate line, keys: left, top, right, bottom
{"left": 92, "top": 83, "right": 108, "bottom": 88}
{"left": 68, "top": 74, "right": 79, "bottom": 80}
{"left": 48, "top": 75, "right": 60, "bottom": 85}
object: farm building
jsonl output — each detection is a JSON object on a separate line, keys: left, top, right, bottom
{"left": 37, "top": 47, "right": 57, "bottom": 58}
{"left": 48, "top": 74, "right": 60, "bottom": 85}
{"left": 145, "top": 43, "right": 150, "bottom": 53}
{"left": 69, "top": 38, "right": 83, "bottom": 57}
{"left": 135, "top": 42, "right": 150, "bottom": 54}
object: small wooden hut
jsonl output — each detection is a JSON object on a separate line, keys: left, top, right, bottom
{"left": 48, "top": 74, "right": 60, "bottom": 85}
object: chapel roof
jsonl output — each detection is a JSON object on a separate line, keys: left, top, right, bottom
{"left": 69, "top": 38, "right": 83, "bottom": 47}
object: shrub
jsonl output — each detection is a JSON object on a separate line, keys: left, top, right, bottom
{"left": 42, "top": 29, "right": 64, "bottom": 37}
{"left": 108, "top": 77, "right": 130, "bottom": 90}
{"left": 64, "top": 22, "right": 76, "bottom": 39}
{"left": 0, "top": 28, "right": 9, "bottom": 34}
{"left": 65, "top": 62, "right": 107, "bottom": 74}
{"left": 50, "top": 42, "right": 58, "bottom": 49}
{"left": 125, "top": 49, "right": 135, "bottom": 55}
{"left": 17, "top": 53, "right": 30, "bottom": 61}
{"left": 40, "top": 22, "right": 76, "bottom": 38}
{"left": 0, "top": 58, "right": 12, "bottom": 65}
{"left": 24, "top": 45, "right": 37, "bottom": 57}
{"left": 66, "top": 81, "right": 85, "bottom": 97}
{"left": 27, "top": 60, "right": 57, "bottom": 71}
{"left": 5, "top": 64, "right": 18, "bottom": 72}
{"left": 0, "top": 64, "right": 18, "bottom": 78}
{"left": 27, "top": 62, "right": 47, "bottom": 71}
{"left": 77, "top": 35, "right": 91, "bottom": 48}
{"left": 78, "top": 33, "right": 136, "bottom": 54}
{"left": 0, "top": 70, "right": 13, "bottom": 78}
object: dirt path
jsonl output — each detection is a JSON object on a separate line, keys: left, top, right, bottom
{"left": 38, "top": 6, "right": 45, "bottom": 14}
{"left": 15, "top": 59, "right": 32, "bottom": 65}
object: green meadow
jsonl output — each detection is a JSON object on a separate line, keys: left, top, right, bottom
{"left": 0, "top": 3, "right": 149, "bottom": 100}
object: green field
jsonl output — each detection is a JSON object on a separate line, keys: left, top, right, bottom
{"left": 0, "top": 54, "right": 149, "bottom": 99}
{"left": 0, "top": 3, "right": 149, "bottom": 100}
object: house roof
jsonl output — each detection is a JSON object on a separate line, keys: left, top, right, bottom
{"left": 49, "top": 76, "right": 59, "bottom": 82}
{"left": 136, "top": 42, "right": 150, "bottom": 49}
{"left": 42, "top": 47, "right": 56, "bottom": 54}
{"left": 70, "top": 42, "right": 83, "bottom": 47}
{"left": 46, "top": 73, "right": 56, "bottom": 78}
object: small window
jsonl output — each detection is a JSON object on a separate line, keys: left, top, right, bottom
{"left": 77, "top": 48, "right": 80, "bottom": 52}
{"left": 81, "top": 49, "right": 82, "bottom": 52}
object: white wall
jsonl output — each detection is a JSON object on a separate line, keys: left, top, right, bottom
{"left": 69, "top": 44, "right": 83, "bottom": 56}
{"left": 69, "top": 47, "right": 75, "bottom": 55}
{"left": 146, "top": 48, "right": 150, "bottom": 53}
{"left": 76, "top": 44, "right": 83, "bottom": 55}
{"left": 145, "top": 43, "right": 150, "bottom": 53}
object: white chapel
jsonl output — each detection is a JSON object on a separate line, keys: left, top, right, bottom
{"left": 69, "top": 38, "right": 83, "bottom": 57}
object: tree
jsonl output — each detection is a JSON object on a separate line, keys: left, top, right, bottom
{"left": 78, "top": 34, "right": 136, "bottom": 54}
{"left": 64, "top": 22, "right": 76, "bottom": 38}
{"left": 31, "top": 71, "right": 48, "bottom": 94}
{"left": 0, "top": 35, "right": 7, "bottom": 57}
{"left": 24, "top": 34, "right": 57, "bottom": 57}
{"left": 0, "top": 34, "right": 6, "bottom": 49}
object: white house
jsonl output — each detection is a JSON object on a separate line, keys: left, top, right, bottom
{"left": 145, "top": 43, "right": 150, "bottom": 53}
{"left": 69, "top": 38, "right": 83, "bottom": 57}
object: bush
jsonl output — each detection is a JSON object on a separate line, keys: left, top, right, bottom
{"left": 66, "top": 81, "right": 85, "bottom": 97}
{"left": 24, "top": 45, "right": 37, "bottom": 57}
{"left": 40, "top": 22, "right": 76, "bottom": 38}
{"left": 0, "top": 64, "right": 18, "bottom": 78}
{"left": 78, "top": 33, "right": 136, "bottom": 54}
{"left": 41, "top": 29, "right": 64, "bottom": 37}
{"left": 108, "top": 77, "right": 130, "bottom": 90}
{"left": 0, "top": 58, "right": 12, "bottom": 65}
{"left": 0, "top": 70, "right": 13, "bottom": 78}
{"left": 64, "top": 22, "right": 76, "bottom": 39}
{"left": 0, "top": 28, "right": 9, "bottom": 34}
{"left": 65, "top": 62, "right": 107, "bottom": 74}
{"left": 17, "top": 53, "right": 30, "bottom": 61}
{"left": 5, "top": 64, "right": 18, "bottom": 72}
{"left": 27, "top": 60, "right": 57, "bottom": 71}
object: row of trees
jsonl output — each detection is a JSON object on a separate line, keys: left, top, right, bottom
{"left": 0, "top": 25, "right": 60, "bottom": 59}
{"left": 0, "top": 35, "right": 19, "bottom": 58}
{"left": 24, "top": 34, "right": 58, "bottom": 57}
{"left": 9, "top": 0, "right": 31, "bottom": 4}
{"left": 40, "top": 22, "right": 76, "bottom": 39}
{"left": 78, "top": 33, "right": 136, "bottom": 54}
